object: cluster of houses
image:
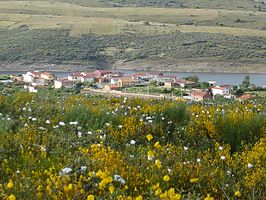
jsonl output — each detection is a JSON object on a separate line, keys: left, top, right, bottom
{"left": 5, "top": 70, "right": 252, "bottom": 101}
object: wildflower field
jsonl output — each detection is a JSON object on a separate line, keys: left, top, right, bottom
{"left": 0, "top": 92, "right": 265, "bottom": 200}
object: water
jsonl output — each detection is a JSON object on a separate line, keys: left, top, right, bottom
{"left": 121, "top": 70, "right": 266, "bottom": 87}
{"left": 0, "top": 70, "right": 265, "bottom": 87}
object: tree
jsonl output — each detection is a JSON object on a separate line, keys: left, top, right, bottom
{"left": 241, "top": 76, "right": 250, "bottom": 89}
{"left": 185, "top": 75, "right": 199, "bottom": 83}
{"left": 235, "top": 89, "right": 244, "bottom": 97}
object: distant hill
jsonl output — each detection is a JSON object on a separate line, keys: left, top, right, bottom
{"left": 0, "top": 0, "right": 265, "bottom": 72}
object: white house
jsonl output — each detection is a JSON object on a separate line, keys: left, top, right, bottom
{"left": 211, "top": 85, "right": 231, "bottom": 96}
{"left": 22, "top": 71, "right": 54, "bottom": 84}
{"left": 80, "top": 73, "right": 95, "bottom": 83}
{"left": 110, "top": 78, "right": 120, "bottom": 85}
{"left": 24, "top": 85, "right": 38, "bottom": 93}
{"left": 68, "top": 72, "right": 96, "bottom": 83}
{"left": 54, "top": 79, "right": 74, "bottom": 89}
{"left": 22, "top": 71, "right": 40, "bottom": 83}
{"left": 68, "top": 72, "right": 85, "bottom": 82}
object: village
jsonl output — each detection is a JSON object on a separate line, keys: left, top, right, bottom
{"left": 0, "top": 70, "right": 261, "bottom": 101}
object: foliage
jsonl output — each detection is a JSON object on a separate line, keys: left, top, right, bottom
{"left": 241, "top": 75, "right": 250, "bottom": 89}
{"left": 184, "top": 75, "right": 199, "bottom": 83}
{"left": 0, "top": 91, "right": 265, "bottom": 199}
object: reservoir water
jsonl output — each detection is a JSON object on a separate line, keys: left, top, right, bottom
{"left": 0, "top": 70, "right": 265, "bottom": 87}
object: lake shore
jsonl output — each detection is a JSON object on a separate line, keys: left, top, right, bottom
{"left": 0, "top": 59, "right": 266, "bottom": 73}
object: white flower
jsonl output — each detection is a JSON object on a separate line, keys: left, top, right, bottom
{"left": 167, "top": 168, "right": 172, "bottom": 173}
{"left": 161, "top": 117, "right": 165, "bottom": 120}
{"left": 39, "top": 127, "right": 46, "bottom": 131}
{"left": 221, "top": 156, "right": 226, "bottom": 160}
{"left": 130, "top": 140, "right": 136, "bottom": 145}
{"left": 100, "top": 134, "right": 106, "bottom": 140}
{"left": 130, "top": 154, "right": 134, "bottom": 158}
{"left": 24, "top": 123, "right": 28, "bottom": 127}
{"left": 32, "top": 117, "right": 37, "bottom": 121}
{"left": 148, "top": 155, "right": 154, "bottom": 161}
{"left": 197, "top": 158, "right": 201, "bottom": 162}
{"left": 184, "top": 146, "right": 188, "bottom": 151}
{"left": 7, "top": 117, "right": 11, "bottom": 121}
{"left": 114, "top": 175, "right": 126, "bottom": 184}
{"left": 80, "top": 166, "right": 87, "bottom": 172}
{"left": 22, "top": 107, "right": 26, "bottom": 111}
{"left": 118, "top": 125, "right": 123, "bottom": 128}
{"left": 41, "top": 146, "right": 46, "bottom": 152}
{"left": 219, "top": 146, "right": 223, "bottom": 150}
{"left": 59, "top": 122, "right": 65, "bottom": 126}
{"left": 69, "top": 121, "right": 78, "bottom": 125}
{"left": 59, "top": 167, "right": 72, "bottom": 176}
{"left": 248, "top": 163, "right": 253, "bottom": 168}
{"left": 53, "top": 125, "right": 59, "bottom": 129}
{"left": 148, "top": 120, "right": 153, "bottom": 123}
{"left": 87, "top": 131, "right": 93, "bottom": 135}
{"left": 46, "top": 119, "right": 51, "bottom": 124}
{"left": 77, "top": 131, "right": 82, "bottom": 138}
{"left": 105, "top": 123, "right": 110, "bottom": 127}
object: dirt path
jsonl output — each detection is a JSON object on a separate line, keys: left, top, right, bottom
{"left": 82, "top": 88, "right": 176, "bottom": 100}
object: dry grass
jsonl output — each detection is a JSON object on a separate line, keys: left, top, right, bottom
{"left": 0, "top": 1, "right": 265, "bottom": 37}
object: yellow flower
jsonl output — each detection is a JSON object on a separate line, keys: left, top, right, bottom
{"left": 160, "top": 192, "right": 168, "bottom": 199}
{"left": 204, "top": 194, "right": 214, "bottom": 200}
{"left": 154, "top": 141, "right": 162, "bottom": 150}
{"left": 168, "top": 188, "right": 175, "bottom": 196}
{"left": 147, "top": 150, "right": 155, "bottom": 160}
{"left": 8, "top": 195, "right": 16, "bottom": 200}
{"left": 64, "top": 183, "right": 73, "bottom": 192}
{"left": 163, "top": 175, "right": 170, "bottom": 182}
{"left": 87, "top": 195, "right": 95, "bottom": 200}
{"left": 146, "top": 134, "right": 153, "bottom": 141}
{"left": 155, "top": 188, "right": 162, "bottom": 196}
{"left": 171, "top": 194, "right": 182, "bottom": 200}
{"left": 135, "top": 195, "right": 143, "bottom": 200}
{"left": 6, "top": 180, "right": 14, "bottom": 189}
{"left": 152, "top": 183, "right": 159, "bottom": 190}
{"left": 109, "top": 185, "right": 115, "bottom": 194}
{"left": 190, "top": 178, "right": 199, "bottom": 183}
{"left": 235, "top": 191, "right": 241, "bottom": 198}
{"left": 155, "top": 159, "right": 162, "bottom": 169}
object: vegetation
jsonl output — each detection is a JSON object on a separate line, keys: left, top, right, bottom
{"left": 0, "top": 0, "right": 266, "bottom": 71}
{"left": 0, "top": 91, "right": 265, "bottom": 199}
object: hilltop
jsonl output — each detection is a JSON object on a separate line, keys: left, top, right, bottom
{"left": 0, "top": 0, "right": 266, "bottom": 72}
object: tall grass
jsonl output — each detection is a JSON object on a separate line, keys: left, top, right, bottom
{"left": 215, "top": 111, "right": 265, "bottom": 153}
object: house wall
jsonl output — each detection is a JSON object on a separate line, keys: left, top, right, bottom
{"left": 22, "top": 74, "right": 35, "bottom": 83}
{"left": 81, "top": 77, "right": 95, "bottom": 83}
{"left": 212, "top": 88, "right": 230, "bottom": 96}
{"left": 54, "top": 80, "right": 63, "bottom": 89}
{"left": 40, "top": 74, "right": 54, "bottom": 80}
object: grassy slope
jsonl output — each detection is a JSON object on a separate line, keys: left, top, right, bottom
{"left": 0, "top": 0, "right": 265, "bottom": 72}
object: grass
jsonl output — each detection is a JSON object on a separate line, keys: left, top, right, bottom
{"left": 1, "top": 1, "right": 266, "bottom": 32}
{"left": 0, "top": 0, "right": 265, "bottom": 71}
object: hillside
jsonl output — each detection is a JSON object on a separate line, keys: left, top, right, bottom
{"left": 0, "top": 0, "right": 266, "bottom": 72}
